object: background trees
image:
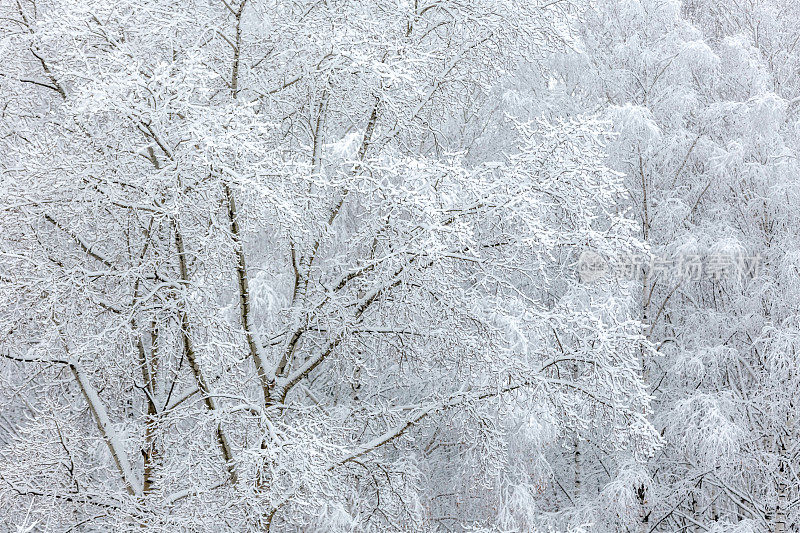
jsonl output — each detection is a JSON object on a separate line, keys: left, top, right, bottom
{"left": 559, "top": 0, "right": 800, "bottom": 530}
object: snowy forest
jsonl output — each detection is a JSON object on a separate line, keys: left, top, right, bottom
{"left": 0, "top": 0, "right": 798, "bottom": 530}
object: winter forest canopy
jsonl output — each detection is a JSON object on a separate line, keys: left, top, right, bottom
{"left": 0, "top": 0, "right": 799, "bottom": 531}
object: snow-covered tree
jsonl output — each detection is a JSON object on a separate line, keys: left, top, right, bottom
{"left": 0, "top": 0, "right": 660, "bottom": 530}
